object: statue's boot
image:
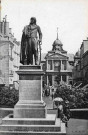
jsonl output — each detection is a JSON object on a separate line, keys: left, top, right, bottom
{"left": 35, "top": 56, "right": 38, "bottom": 65}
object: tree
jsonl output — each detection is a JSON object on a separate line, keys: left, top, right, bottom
{"left": 54, "top": 85, "right": 88, "bottom": 109}
{"left": 0, "top": 86, "right": 18, "bottom": 108}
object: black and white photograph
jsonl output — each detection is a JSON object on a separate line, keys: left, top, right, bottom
{"left": 0, "top": 0, "right": 88, "bottom": 134}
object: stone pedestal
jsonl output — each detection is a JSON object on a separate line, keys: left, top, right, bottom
{"left": 14, "top": 65, "right": 46, "bottom": 118}
{"left": 0, "top": 65, "right": 66, "bottom": 135}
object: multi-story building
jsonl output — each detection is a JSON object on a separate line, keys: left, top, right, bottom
{"left": 80, "top": 38, "right": 88, "bottom": 58}
{"left": 73, "top": 38, "right": 88, "bottom": 84}
{"left": 72, "top": 51, "right": 81, "bottom": 83}
{"left": 0, "top": 17, "right": 20, "bottom": 88}
{"left": 80, "top": 39, "right": 88, "bottom": 83}
{"left": 41, "top": 34, "right": 74, "bottom": 87}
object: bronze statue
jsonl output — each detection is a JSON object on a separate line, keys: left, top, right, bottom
{"left": 20, "top": 17, "right": 42, "bottom": 65}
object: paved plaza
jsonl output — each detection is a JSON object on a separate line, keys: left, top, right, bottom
{"left": 43, "top": 96, "right": 53, "bottom": 109}
{"left": 43, "top": 95, "right": 88, "bottom": 135}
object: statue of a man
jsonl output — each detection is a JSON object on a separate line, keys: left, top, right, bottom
{"left": 20, "top": 17, "right": 42, "bottom": 65}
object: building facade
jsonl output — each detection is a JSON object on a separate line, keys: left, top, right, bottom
{"left": 72, "top": 51, "right": 81, "bottom": 83}
{"left": 42, "top": 35, "right": 74, "bottom": 87}
{"left": 73, "top": 38, "right": 88, "bottom": 84}
{"left": 0, "top": 17, "right": 20, "bottom": 88}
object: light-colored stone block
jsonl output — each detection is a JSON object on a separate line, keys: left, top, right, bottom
{"left": 14, "top": 65, "right": 46, "bottom": 118}
{"left": 2, "top": 114, "right": 56, "bottom": 125}
{"left": 19, "top": 80, "right": 41, "bottom": 101}
{"left": 14, "top": 101, "right": 46, "bottom": 118}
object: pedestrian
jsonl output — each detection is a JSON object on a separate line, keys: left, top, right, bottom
{"left": 52, "top": 90, "right": 54, "bottom": 100}
{"left": 61, "top": 114, "right": 68, "bottom": 127}
{"left": 42, "top": 89, "right": 45, "bottom": 97}
{"left": 47, "top": 85, "right": 50, "bottom": 96}
{"left": 63, "top": 100, "right": 70, "bottom": 120}
{"left": 51, "top": 85, "right": 54, "bottom": 100}
{"left": 62, "top": 100, "right": 70, "bottom": 127}
{"left": 57, "top": 102, "right": 63, "bottom": 119}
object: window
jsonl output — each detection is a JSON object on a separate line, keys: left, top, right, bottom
{"left": 62, "top": 75, "right": 66, "bottom": 82}
{"left": 62, "top": 60, "right": 67, "bottom": 70}
{"left": 48, "top": 60, "right": 52, "bottom": 70}
{"left": 9, "top": 45, "right": 13, "bottom": 60}
{"left": 54, "top": 60, "right": 61, "bottom": 71}
{"left": 48, "top": 75, "right": 52, "bottom": 86}
{"left": 9, "top": 70, "right": 14, "bottom": 75}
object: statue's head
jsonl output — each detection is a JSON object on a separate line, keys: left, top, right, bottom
{"left": 30, "top": 17, "right": 36, "bottom": 25}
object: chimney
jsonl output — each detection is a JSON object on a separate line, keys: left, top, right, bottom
{"left": 4, "top": 22, "right": 9, "bottom": 36}
{"left": 3, "top": 15, "right": 9, "bottom": 36}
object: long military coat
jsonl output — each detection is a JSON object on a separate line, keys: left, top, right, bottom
{"left": 20, "top": 24, "right": 42, "bottom": 65}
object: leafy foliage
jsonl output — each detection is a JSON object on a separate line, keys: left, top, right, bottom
{"left": 0, "top": 86, "right": 18, "bottom": 108}
{"left": 54, "top": 85, "right": 88, "bottom": 109}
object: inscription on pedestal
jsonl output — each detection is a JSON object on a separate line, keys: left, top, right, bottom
{"left": 19, "top": 80, "right": 41, "bottom": 100}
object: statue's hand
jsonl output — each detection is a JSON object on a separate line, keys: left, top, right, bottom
{"left": 39, "top": 40, "right": 42, "bottom": 45}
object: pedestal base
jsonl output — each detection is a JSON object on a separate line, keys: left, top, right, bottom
{"left": 0, "top": 114, "right": 66, "bottom": 135}
{"left": 14, "top": 65, "right": 46, "bottom": 118}
{"left": 14, "top": 100, "right": 46, "bottom": 118}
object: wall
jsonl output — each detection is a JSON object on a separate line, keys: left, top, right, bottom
{"left": 0, "top": 108, "right": 13, "bottom": 124}
{"left": 84, "top": 40, "right": 88, "bottom": 54}
{"left": 0, "top": 41, "right": 9, "bottom": 86}
{"left": 0, "top": 19, "right": 20, "bottom": 86}
{"left": 70, "top": 109, "right": 88, "bottom": 119}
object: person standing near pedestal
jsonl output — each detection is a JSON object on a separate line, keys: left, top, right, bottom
{"left": 20, "top": 17, "right": 42, "bottom": 65}
{"left": 57, "top": 102, "right": 63, "bottom": 119}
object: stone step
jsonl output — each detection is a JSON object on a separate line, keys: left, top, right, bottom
{"left": 2, "top": 118, "right": 55, "bottom": 125}
{"left": 0, "top": 125, "right": 61, "bottom": 132}
{"left": 0, "top": 131, "right": 66, "bottom": 135}
{"left": 2, "top": 114, "right": 56, "bottom": 125}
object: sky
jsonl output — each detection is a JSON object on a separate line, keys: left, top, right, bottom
{"left": 1, "top": 0, "right": 88, "bottom": 54}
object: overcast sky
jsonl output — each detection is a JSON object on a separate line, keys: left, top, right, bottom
{"left": 1, "top": 0, "right": 88, "bottom": 54}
